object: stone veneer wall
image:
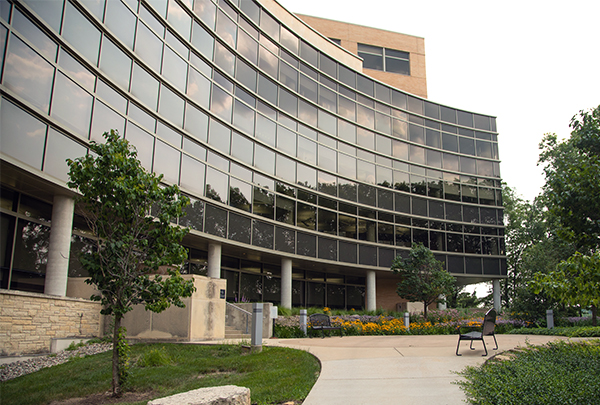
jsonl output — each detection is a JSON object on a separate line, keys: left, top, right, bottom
{"left": 0, "top": 289, "right": 103, "bottom": 356}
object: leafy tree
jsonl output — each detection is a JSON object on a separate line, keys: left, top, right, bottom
{"left": 538, "top": 105, "right": 600, "bottom": 253}
{"left": 391, "top": 243, "right": 455, "bottom": 318}
{"left": 66, "top": 130, "right": 195, "bottom": 396}
{"left": 533, "top": 251, "right": 600, "bottom": 326}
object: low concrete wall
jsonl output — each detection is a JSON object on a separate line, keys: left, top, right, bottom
{"left": 0, "top": 289, "right": 102, "bottom": 356}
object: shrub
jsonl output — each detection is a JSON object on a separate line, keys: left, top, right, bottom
{"left": 507, "top": 326, "right": 600, "bottom": 337}
{"left": 135, "top": 346, "right": 172, "bottom": 367}
{"left": 273, "top": 324, "right": 306, "bottom": 338}
{"left": 456, "top": 340, "right": 600, "bottom": 404}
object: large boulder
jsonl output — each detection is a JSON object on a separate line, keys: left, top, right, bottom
{"left": 148, "top": 385, "right": 250, "bottom": 405}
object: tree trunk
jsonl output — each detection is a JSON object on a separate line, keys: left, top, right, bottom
{"left": 592, "top": 304, "right": 597, "bottom": 327}
{"left": 112, "top": 316, "right": 122, "bottom": 397}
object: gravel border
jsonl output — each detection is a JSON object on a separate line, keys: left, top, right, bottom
{"left": 0, "top": 343, "right": 112, "bottom": 382}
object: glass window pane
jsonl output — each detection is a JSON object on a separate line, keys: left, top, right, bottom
{"left": 162, "top": 45, "right": 187, "bottom": 92}
{"left": 186, "top": 67, "right": 211, "bottom": 109}
{"left": 180, "top": 196, "right": 204, "bottom": 231}
{"left": 63, "top": 2, "right": 100, "bottom": 65}
{"left": 210, "top": 84, "right": 233, "bottom": 122}
{"left": 59, "top": 49, "right": 96, "bottom": 92}
{"left": 208, "top": 118, "right": 231, "bottom": 153}
{"left": 229, "top": 178, "right": 252, "bottom": 212}
{"left": 255, "top": 114, "right": 276, "bottom": 145}
{"left": 254, "top": 144, "right": 275, "bottom": 174}
{"left": 233, "top": 100, "right": 255, "bottom": 135}
{"left": 205, "top": 167, "right": 228, "bottom": 203}
{"left": 51, "top": 72, "right": 93, "bottom": 138}
{"left": 231, "top": 131, "right": 253, "bottom": 165}
{"left": 167, "top": 0, "right": 191, "bottom": 39}
{"left": 90, "top": 101, "right": 126, "bottom": 142}
{"left": 191, "top": 21, "right": 214, "bottom": 59}
{"left": 96, "top": 79, "right": 128, "bottom": 113}
{"left": 158, "top": 85, "right": 184, "bottom": 127}
{"left": 214, "top": 41, "right": 235, "bottom": 76}
{"left": 22, "top": 0, "right": 64, "bottom": 32}
{"left": 0, "top": 100, "right": 47, "bottom": 169}
{"left": 44, "top": 129, "right": 87, "bottom": 182}
{"left": 216, "top": 9, "right": 236, "bottom": 48}
{"left": 125, "top": 122, "right": 154, "bottom": 170}
{"left": 11, "top": 219, "right": 49, "bottom": 293}
{"left": 153, "top": 139, "right": 180, "bottom": 184}
{"left": 4, "top": 36, "right": 54, "bottom": 113}
{"left": 184, "top": 103, "right": 209, "bottom": 142}
{"left": 180, "top": 154, "right": 205, "bottom": 196}
{"left": 128, "top": 103, "right": 156, "bottom": 132}
{"left": 105, "top": 0, "right": 136, "bottom": 49}
{"left": 99, "top": 37, "right": 131, "bottom": 90}
{"left": 13, "top": 8, "right": 57, "bottom": 61}
{"left": 134, "top": 22, "right": 163, "bottom": 72}
{"left": 130, "top": 64, "right": 159, "bottom": 110}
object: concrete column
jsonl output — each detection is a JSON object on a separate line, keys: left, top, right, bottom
{"left": 437, "top": 295, "right": 447, "bottom": 310}
{"left": 366, "top": 270, "right": 376, "bottom": 311}
{"left": 281, "top": 257, "right": 292, "bottom": 309}
{"left": 44, "top": 195, "right": 75, "bottom": 296}
{"left": 207, "top": 243, "right": 222, "bottom": 278}
{"left": 493, "top": 279, "right": 501, "bottom": 312}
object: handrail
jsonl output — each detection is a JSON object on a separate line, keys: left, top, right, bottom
{"left": 225, "top": 302, "right": 251, "bottom": 334}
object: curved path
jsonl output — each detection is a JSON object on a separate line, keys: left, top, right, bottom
{"left": 266, "top": 334, "right": 575, "bottom": 405}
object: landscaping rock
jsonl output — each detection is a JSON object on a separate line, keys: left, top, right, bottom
{"left": 148, "top": 385, "right": 250, "bottom": 405}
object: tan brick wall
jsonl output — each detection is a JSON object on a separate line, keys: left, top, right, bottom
{"left": 0, "top": 290, "right": 102, "bottom": 356}
{"left": 295, "top": 14, "right": 428, "bottom": 98}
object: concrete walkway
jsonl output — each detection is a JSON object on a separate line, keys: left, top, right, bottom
{"left": 266, "top": 334, "right": 576, "bottom": 405}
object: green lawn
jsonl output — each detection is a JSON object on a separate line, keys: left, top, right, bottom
{"left": 0, "top": 343, "right": 320, "bottom": 405}
{"left": 456, "top": 339, "right": 600, "bottom": 404}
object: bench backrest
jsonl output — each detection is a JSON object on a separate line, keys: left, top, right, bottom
{"left": 309, "top": 313, "right": 332, "bottom": 327}
{"left": 482, "top": 308, "right": 497, "bottom": 336}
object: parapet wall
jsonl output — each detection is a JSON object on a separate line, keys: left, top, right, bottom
{"left": 0, "top": 289, "right": 103, "bottom": 356}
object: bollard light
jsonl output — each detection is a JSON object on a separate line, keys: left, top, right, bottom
{"left": 300, "top": 309, "right": 307, "bottom": 336}
{"left": 404, "top": 312, "right": 410, "bottom": 331}
{"left": 546, "top": 309, "right": 554, "bottom": 329}
{"left": 251, "top": 303, "right": 263, "bottom": 353}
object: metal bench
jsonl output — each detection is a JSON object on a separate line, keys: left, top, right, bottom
{"left": 308, "top": 313, "right": 343, "bottom": 338}
{"left": 456, "top": 308, "right": 498, "bottom": 356}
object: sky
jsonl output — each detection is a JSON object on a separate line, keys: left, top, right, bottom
{"left": 277, "top": 0, "right": 600, "bottom": 202}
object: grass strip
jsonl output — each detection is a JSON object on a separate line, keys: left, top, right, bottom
{"left": 0, "top": 343, "right": 320, "bottom": 405}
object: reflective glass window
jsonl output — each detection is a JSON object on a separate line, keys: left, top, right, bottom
{"left": 229, "top": 177, "right": 252, "bottom": 212}
{"left": 184, "top": 103, "right": 209, "bottom": 142}
{"left": 157, "top": 121, "right": 181, "bottom": 146}
{"left": 180, "top": 196, "right": 204, "bottom": 231}
{"left": 276, "top": 195, "right": 295, "bottom": 225}
{"left": 167, "top": 0, "right": 191, "bottom": 39}
{"left": 297, "top": 136, "right": 316, "bottom": 165}
{"left": 205, "top": 167, "right": 228, "bottom": 203}
{"left": 211, "top": 84, "right": 233, "bottom": 122}
{"left": 4, "top": 35, "right": 54, "bottom": 113}
{"left": 158, "top": 85, "right": 184, "bottom": 127}
{"left": 0, "top": 24, "right": 6, "bottom": 70}
{"left": 297, "top": 163, "right": 316, "bottom": 189}
{"left": 257, "top": 74, "right": 278, "bottom": 105}
{"left": 230, "top": 131, "right": 253, "bottom": 165}
{"left": 105, "top": 0, "right": 136, "bottom": 49}
{"left": 253, "top": 187, "right": 274, "bottom": 219}
{"left": 186, "top": 67, "right": 211, "bottom": 109}
{"left": 193, "top": 0, "right": 215, "bottom": 29}
{"left": 139, "top": 4, "right": 164, "bottom": 36}
{"left": 162, "top": 46, "right": 187, "bottom": 92}
{"left": 99, "top": 38, "right": 132, "bottom": 90}
{"left": 125, "top": 123, "right": 154, "bottom": 170}
{"left": 255, "top": 113, "right": 276, "bottom": 146}
{"left": 51, "top": 72, "right": 93, "bottom": 138}
{"left": 254, "top": 144, "right": 275, "bottom": 174}
{"left": 191, "top": 21, "right": 214, "bottom": 59}
{"left": 409, "top": 124, "right": 425, "bottom": 144}
{"left": 318, "top": 145, "right": 336, "bottom": 172}
{"left": 153, "top": 140, "right": 180, "bottom": 184}
{"left": 208, "top": 118, "right": 231, "bottom": 153}
{"left": 461, "top": 157, "right": 477, "bottom": 175}
{"left": 22, "top": 0, "right": 63, "bottom": 32}
{"left": 128, "top": 103, "right": 155, "bottom": 132}
{"left": 63, "top": 2, "right": 100, "bottom": 65}
{"left": 96, "top": 79, "right": 127, "bottom": 113}
{"left": 12, "top": 8, "right": 57, "bottom": 61}
{"left": 338, "top": 153, "right": 356, "bottom": 178}
{"left": 183, "top": 136, "right": 206, "bottom": 160}
{"left": 135, "top": 22, "right": 163, "bottom": 72}
{"left": 276, "top": 154, "right": 296, "bottom": 183}
{"left": 277, "top": 126, "right": 296, "bottom": 155}
{"left": 297, "top": 203, "right": 316, "bottom": 230}
{"left": 90, "top": 101, "right": 125, "bottom": 142}
{"left": 259, "top": 47, "right": 278, "bottom": 78}
{"left": 459, "top": 137, "right": 475, "bottom": 155}
{"left": 236, "top": 59, "right": 257, "bottom": 90}
{"left": 180, "top": 154, "right": 205, "bottom": 196}
{"left": 147, "top": 0, "right": 167, "bottom": 17}
{"left": 216, "top": 9, "right": 236, "bottom": 47}
{"left": 237, "top": 27, "right": 258, "bottom": 64}
{"left": 130, "top": 64, "right": 159, "bottom": 110}
{"left": 59, "top": 49, "right": 95, "bottom": 92}
{"left": 232, "top": 100, "right": 255, "bottom": 135}
{"left": 214, "top": 41, "right": 235, "bottom": 75}
{"left": 0, "top": 100, "right": 47, "bottom": 169}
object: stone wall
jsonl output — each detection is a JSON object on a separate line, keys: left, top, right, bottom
{"left": 0, "top": 289, "right": 103, "bottom": 356}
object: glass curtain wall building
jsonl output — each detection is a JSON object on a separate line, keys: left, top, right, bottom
{"left": 0, "top": 0, "right": 505, "bottom": 310}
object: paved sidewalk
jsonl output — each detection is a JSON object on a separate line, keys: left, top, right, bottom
{"left": 266, "top": 334, "right": 575, "bottom": 405}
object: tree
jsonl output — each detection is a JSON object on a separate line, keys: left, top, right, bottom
{"left": 66, "top": 130, "right": 195, "bottom": 396}
{"left": 391, "top": 243, "right": 455, "bottom": 318}
{"left": 538, "top": 105, "right": 600, "bottom": 253}
{"left": 532, "top": 251, "right": 600, "bottom": 326}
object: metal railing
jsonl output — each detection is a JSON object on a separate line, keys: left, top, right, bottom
{"left": 225, "top": 302, "right": 251, "bottom": 334}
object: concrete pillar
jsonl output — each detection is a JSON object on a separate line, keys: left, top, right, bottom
{"left": 44, "top": 195, "right": 75, "bottom": 296}
{"left": 437, "top": 295, "right": 447, "bottom": 310}
{"left": 281, "top": 257, "right": 292, "bottom": 309}
{"left": 207, "top": 243, "right": 221, "bottom": 278}
{"left": 493, "top": 279, "right": 501, "bottom": 312}
{"left": 366, "top": 270, "right": 376, "bottom": 311}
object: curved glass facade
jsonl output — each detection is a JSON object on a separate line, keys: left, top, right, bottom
{"left": 0, "top": 0, "right": 505, "bottom": 308}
